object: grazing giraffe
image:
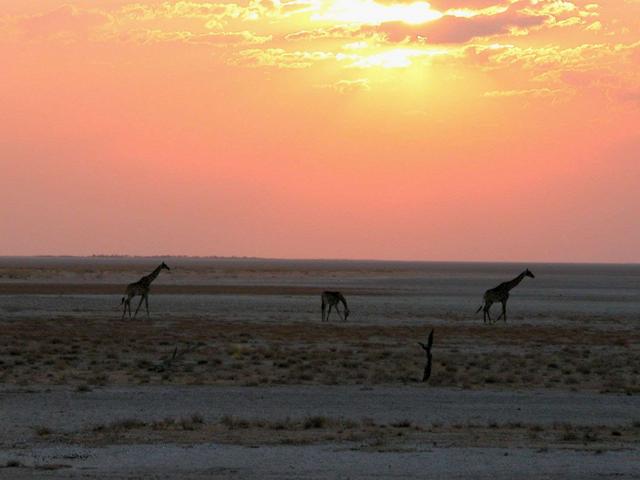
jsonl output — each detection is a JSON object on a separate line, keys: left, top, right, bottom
{"left": 321, "top": 291, "right": 350, "bottom": 322}
{"left": 476, "top": 269, "right": 535, "bottom": 324}
{"left": 121, "top": 262, "right": 170, "bottom": 319}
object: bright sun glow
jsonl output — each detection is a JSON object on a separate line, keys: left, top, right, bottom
{"left": 313, "top": 0, "right": 443, "bottom": 25}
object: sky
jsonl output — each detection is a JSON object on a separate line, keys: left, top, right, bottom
{"left": 1, "top": 0, "right": 639, "bottom": 262}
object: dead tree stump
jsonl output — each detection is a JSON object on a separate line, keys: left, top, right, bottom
{"left": 418, "top": 329, "right": 434, "bottom": 382}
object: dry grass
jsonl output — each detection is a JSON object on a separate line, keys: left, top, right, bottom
{"left": 38, "top": 415, "right": 640, "bottom": 451}
{"left": 1, "top": 317, "right": 639, "bottom": 392}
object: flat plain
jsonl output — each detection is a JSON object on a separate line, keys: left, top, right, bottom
{"left": 1, "top": 258, "right": 639, "bottom": 478}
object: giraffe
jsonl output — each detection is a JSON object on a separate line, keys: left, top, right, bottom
{"left": 121, "top": 262, "right": 170, "bottom": 319}
{"left": 476, "top": 269, "right": 535, "bottom": 324}
{"left": 321, "top": 291, "right": 350, "bottom": 322}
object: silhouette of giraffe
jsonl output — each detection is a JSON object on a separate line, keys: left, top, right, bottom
{"left": 121, "top": 262, "right": 170, "bottom": 319}
{"left": 321, "top": 291, "right": 350, "bottom": 322}
{"left": 476, "top": 269, "right": 535, "bottom": 323}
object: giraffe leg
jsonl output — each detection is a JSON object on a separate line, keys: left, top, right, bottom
{"left": 326, "top": 305, "right": 332, "bottom": 322}
{"left": 145, "top": 295, "right": 150, "bottom": 319}
{"left": 502, "top": 301, "right": 507, "bottom": 322}
{"left": 133, "top": 296, "right": 145, "bottom": 318}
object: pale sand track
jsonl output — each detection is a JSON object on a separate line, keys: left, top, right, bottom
{"left": 2, "top": 444, "right": 639, "bottom": 479}
{"left": 1, "top": 385, "right": 638, "bottom": 478}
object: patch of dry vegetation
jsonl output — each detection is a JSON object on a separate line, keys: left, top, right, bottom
{"left": 1, "top": 317, "right": 639, "bottom": 393}
{"left": 41, "top": 415, "right": 640, "bottom": 451}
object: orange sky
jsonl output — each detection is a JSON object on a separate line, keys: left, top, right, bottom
{"left": 1, "top": 0, "right": 639, "bottom": 262}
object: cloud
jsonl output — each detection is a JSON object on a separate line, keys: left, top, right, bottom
{"left": 463, "top": 39, "right": 640, "bottom": 105}
{"left": 375, "top": 0, "right": 507, "bottom": 8}
{"left": 483, "top": 87, "right": 562, "bottom": 98}
{"left": 121, "top": 29, "right": 272, "bottom": 45}
{"left": 318, "top": 79, "right": 372, "bottom": 94}
{"left": 426, "top": 0, "right": 508, "bottom": 8}
{"left": 116, "top": 0, "right": 314, "bottom": 27}
{"left": 519, "top": 0, "right": 578, "bottom": 16}
{"left": 360, "top": 9, "right": 547, "bottom": 44}
{"left": 585, "top": 21, "right": 602, "bottom": 31}
{"left": 190, "top": 30, "right": 272, "bottom": 45}
{"left": 285, "top": 25, "right": 362, "bottom": 42}
{"left": 230, "top": 48, "right": 334, "bottom": 68}
{"left": 477, "top": 43, "right": 609, "bottom": 71}
{"left": 118, "top": 2, "right": 246, "bottom": 21}
{"left": 14, "top": 4, "right": 112, "bottom": 39}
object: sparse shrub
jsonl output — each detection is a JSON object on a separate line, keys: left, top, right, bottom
{"left": 303, "top": 416, "right": 327, "bottom": 429}
{"left": 220, "top": 415, "right": 250, "bottom": 429}
{"left": 105, "top": 419, "right": 146, "bottom": 431}
{"left": 88, "top": 374, "right": 108, "bottom": 386}
{"left": 390, "top": 420, "right": 412, "bottom": 428}
{"left": 560, "top": 429, "right": 578, "bottom": 441}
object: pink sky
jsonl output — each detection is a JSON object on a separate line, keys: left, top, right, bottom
{"left": 1, "top": 1, "right": 639, "bottom": 262}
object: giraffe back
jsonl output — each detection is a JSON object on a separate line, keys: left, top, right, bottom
{"left": 322, "top": 291, "right": 342, "bottom": 306}
{"left": 125, "top": 280, "right": 148, "bottom": 296}
{"left": 484, "top": 287, "right": 509, "bottom": 303}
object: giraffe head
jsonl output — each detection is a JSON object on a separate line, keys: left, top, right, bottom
{"left": 161, "top": 261, "right": 171, "bottom": 271}
{"left": 525, "top": 269, "right": 535, "bottom": 278}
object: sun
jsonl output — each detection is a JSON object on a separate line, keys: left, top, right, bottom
{"left": 313, "top": 0, "right": 443, "bottom": 25}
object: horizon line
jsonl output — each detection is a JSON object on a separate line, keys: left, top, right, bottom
{"left": 0, "top": 254, "right": 638, "bottom": 267}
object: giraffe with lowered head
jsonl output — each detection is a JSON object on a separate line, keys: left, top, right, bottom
{"left": 121, "top": 262, "right": 170, "bottom": 319}
{"left": 476, "top": 269, "right": 535, "bottom": 324}
{"left": 321, "top": 291, "right": 350, "bottom": 322}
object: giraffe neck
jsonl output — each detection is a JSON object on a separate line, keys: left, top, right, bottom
{"left": 144, "top": 264, "right": 164, "bottom": 284}
{"left": 504, "top": 272, "right": 527, "bottom": 292}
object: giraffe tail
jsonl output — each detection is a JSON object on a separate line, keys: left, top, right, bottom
{"left": 475, "top": 304, "right": 484, "bottom": 314}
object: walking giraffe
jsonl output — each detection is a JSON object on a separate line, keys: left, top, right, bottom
{"left": 321, "top": 291, "right": 350, "bottom": 322}
{"left": 121, "top": 262, "right": 170, "bottom": 319}
{"left": 476, "top": 269, "right": 535, "bottom": 323}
